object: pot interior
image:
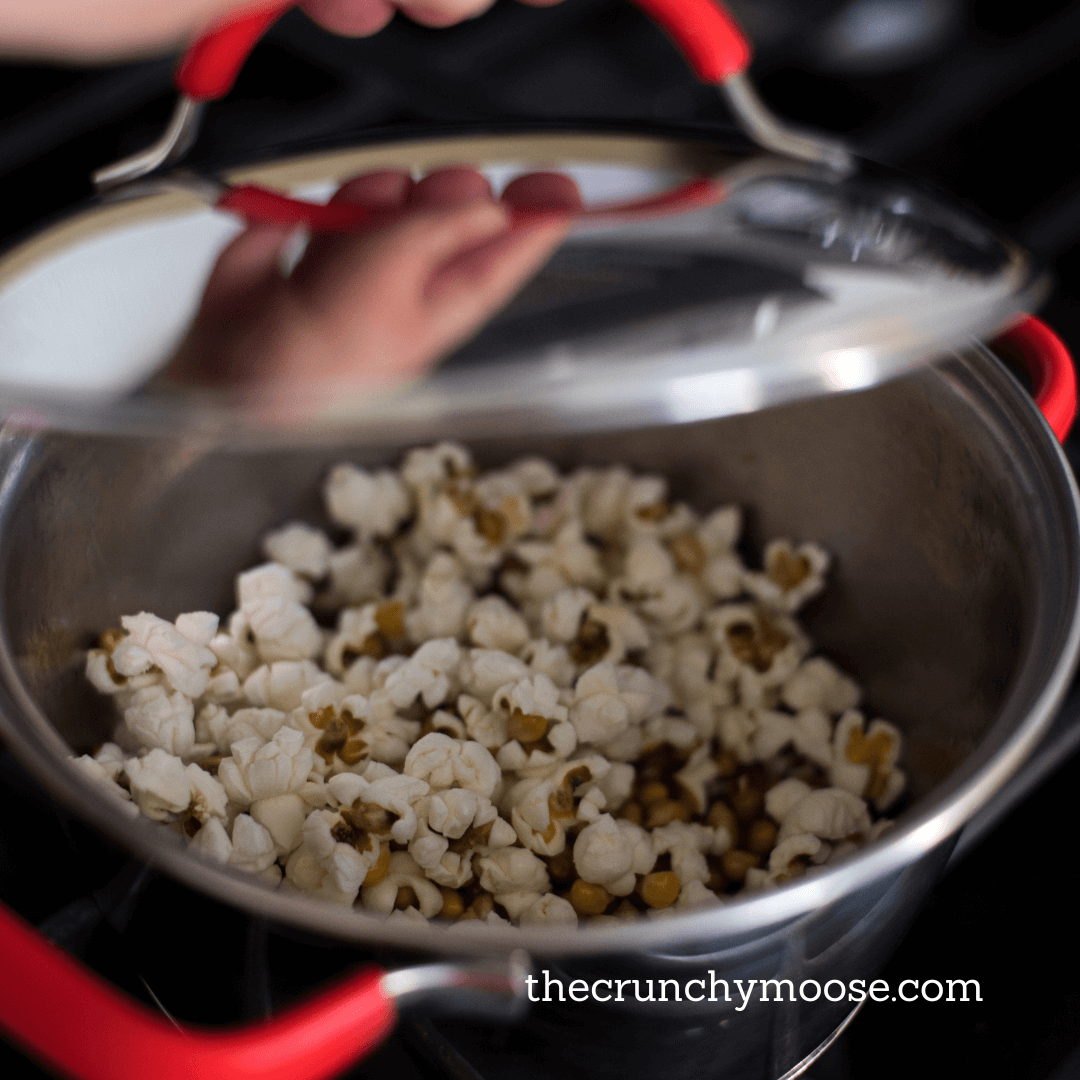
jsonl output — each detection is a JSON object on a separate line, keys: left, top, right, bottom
{"left": 0, "top": 345, "right": 1075, "bottom": 953}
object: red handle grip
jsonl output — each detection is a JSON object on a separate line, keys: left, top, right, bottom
{"left": 174, "top": 0, "right": 751, "bottom": 101}
{"left": 995, "top": 315, "right": 1077, "bottom": 442}
{"left": 0, "top": 901, "right": 396, "bottom": 1080}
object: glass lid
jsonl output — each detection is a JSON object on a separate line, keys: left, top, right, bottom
{"left": 0, "top": 129, "right": 1042, "bottom": 445}
{"left": 0, "top": 0, "right": 1045, "bottom": 444}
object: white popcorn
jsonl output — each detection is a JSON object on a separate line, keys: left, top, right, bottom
{"left": 325, "top": 464, "right": 412, "bottom": 540}
{"left": 459, "top": 649, "right": 530, "bottom": 704}
{"left": 209, "top": 706, "right": 288, "bottom": 753}
{"left": 237, "top": 563, "right": 313, "bottom": 611}
{"left": 781, "top": 657, "right": 861, "bottom": 714}
{"left": 520, "top": 893, "right": 578, "bottom": 926}
{"left": 764, "top": 778, "right": 813, "bottom": 822}
{"left": 573, "top": 814, "right": 655, "bottom": 895}
{"left": 124, "top": 749, "right": 190, "bottom": 821}
{"left": 122, "top": 685, "right": 196, "bottom": 758}
{"left": 285, "top": 808, "right": 378, "bottom": 904}
{"left": 718, "top": 705, "right": 758, "bottom": 763}
{"left": 84, "top": 444, "right": 902, "bottom": 929}
{"left": 521, "top": 639, "right": 577, "bottom": 689}
{"left": 676, "top": 878, "right": 724, "bottom": 911}
{"left": 751, "top": 707, "right": 832, "bottom": 767}
{"left": 244, "top": 660, "right": 330, "bottom": 711}
{"left": 191, "top": 817, "right": 233, "bottom": 862}
{"left": 651, "top": 821, "right": 714, "bottom": 885}
{"left": 186, "top": 763, "right": 227, "bottom": 823}
{"left": 250, "top": 793, "right": 309, "bottom": 856}
{"left": 72, "top": 755, "right": 138, "bottom": 813}
{"left": 111, "top": 612, "right": 218, "bottom": 698}
{"left": 229, "top": 814, "right": 278, "bottom": 874}
{"left": 467, "top": 596, "right": 530, "bottom": 652}
{"left": 477, "top": 846, "right": 550, "bottom": 896}
{"left": 402, "top": 442, "right": 473, "bottom": 493}
{"left": 777, "top": 788, "right": 872, "bottom": 842}
{"left": 405, "top": 554, "right": 474, "bottom": 641}
{"left": 674, "top": 744, "right": 720, "bottom": 814}
{"left": 505, "top": 757, "right": 609, "bottom": 856}
{"left": 768, "top": 834, "right": 822, "bottom": 876}
{"left": 321, "top": 543, "right": 390, "bottom": 608}
{"left": 208, "top": 618, "right": 259, "bottom": 681}
{"left": 743, "top": 540, "right": 830, "bottom": 613}
{"left": 262, "top": 522, "right": 333, "bottom": 579}
{"left": 361, "top": 852, "right": 443, "bottom": 918}
{"left": 218, "top": 728, "right": 313, "bottom": 808}
{"left": 570, "top": 662, "right": 630, "bottom": 744}
{"left": 404, "top": 733, "right": 500, "bottom": 797}
{"left": 541, "top": 588, "right": 594, "bottom": 643}
{"left": 384, "top": 638, "right": 460, "bottom": 709}
{"left": 246, "top": 596, "right": 323, "bottom": 663}
{"left": 830, "top": 710, "right": 905, "bottom": 811}
{"left": 458, "top": 694, "right": 509, "bottom": 750}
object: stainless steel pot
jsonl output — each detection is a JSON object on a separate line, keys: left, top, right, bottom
{"left": 0, "top": 333, "right": 1077, "bottom": 1079}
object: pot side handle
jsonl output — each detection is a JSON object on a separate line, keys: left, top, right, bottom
{"left": 995, "top": 315, "right": 1077, "bottom": 443}
{"left": 174, "top": 0, "right": 751, "bottom": 103}
{"left": 0, "top": 900, "right": 397, "bottom": 1080}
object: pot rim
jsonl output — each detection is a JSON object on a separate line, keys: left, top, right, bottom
{"left": 0, "top": 340, "right": 1076, "bottom": 958}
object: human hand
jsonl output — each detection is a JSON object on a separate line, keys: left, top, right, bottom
{"left": 0, "top": 0, "right": 566, "bottom": 60}
{"left": 163, "top": 165, "right": 581, "bottom": 418}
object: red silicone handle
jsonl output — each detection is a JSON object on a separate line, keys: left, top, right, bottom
{"left": 175, "top": 2, "right": 293, "bottom": 101}
{"left": 0, "top": 901, "right": 396, "bottom": 1080}
{"left": 216, "top": 175, "right": 723, "bottom": 231}
{"left": 996, "top": 315, "right": 1077, "bottom": 442}
{"left": 174, "top": 0, "right": 751, "bottom": 101}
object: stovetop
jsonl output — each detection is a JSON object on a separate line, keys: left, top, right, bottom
{"left": 2, "top": 1, "right": 1080, "bottom": 1077}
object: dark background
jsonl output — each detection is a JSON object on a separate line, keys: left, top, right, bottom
{"left": 1, "top": 0, "right": 1079, "bottom": 1077}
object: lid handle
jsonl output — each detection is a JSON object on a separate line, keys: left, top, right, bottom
{"left": 173, "top": 0, "right": 752, "bottom": 102}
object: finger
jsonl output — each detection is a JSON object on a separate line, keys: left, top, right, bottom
{"left": 289, "top": 201, "right": 510, "bottom": 313}
{"left": 409, "top": 166, "right": 494, "bottom": 208}
{"left": 423, "top": 219, "right": 570, "bottom": 344}
{"left": 396, "top": 0, "right": 495, "bottom": 26}
{"left": 301, "top": 0, "right": 397, "bottom": 36}
{"left": 199, "top": 223, "right": 294, "bottom": 318}
{"left": 501, "top": 171, "right": 583, "bottom": 211}
{"left": 330, "top": 168, "right": 415, "bottom": 207}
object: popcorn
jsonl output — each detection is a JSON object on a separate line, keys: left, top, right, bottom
{"left": 324, "top": 464, "right": 411, "bottom": 540}
{"left": 218, "top": 728, "right": 313, "bottom": 808}
{"left": 361, "top": 852, "right": 443, "bottom": 918}
{"left": 776, "top": 788, "right": 873, "bottom": 842}
{"left": 83, "top": 444, "right": 904, "bottom": 929}
{"left": 112, "top": 612, "right": 218, "bottom": 698}
{"left": 124, "top": 749, "right": 190, "bottom": 821}
{"left": 122, "top": 685, "right": 196, "bottom": 757}
{"left": 229, "top": 814, "right": 278, "bottom": 875}
{"left": 781, "top": 657, "right": 861, "bottom": 715}
{"left": 743, "top": 540, "right": 830, "bottom": 613}
{"left": 262, "top": 522, "right": 332, "bottom": 579}
{"left": 467, "top": 596, "right": 530, "bottom": 652}
{"left": 404, "top": 733, "right": 500, "bottom": 797}
{"left": 520, "top": 893, "right": 578, "bottom": 926}
{"left": 384, "top": 639, "right": 461, "bottom": 710}
{"left": 243, "top": 660, "right": 330, "bottom": 711}
{"left": 573, "top": 814, "right": 656, "bottom": 896}
{"left": 830, "top": 710, "right": 905, "bottom": 811}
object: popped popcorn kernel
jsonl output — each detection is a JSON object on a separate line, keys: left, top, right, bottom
{"left": 80, "top": 444, "right": 904, "bottom": 928}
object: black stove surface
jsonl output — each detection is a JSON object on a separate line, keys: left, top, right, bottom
{"left": 2, "top": 1, "right": 1080, "bottom": 1077}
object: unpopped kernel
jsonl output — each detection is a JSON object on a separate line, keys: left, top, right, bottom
{"left": 78, "top": 443, "right": 905, "bottom": 927}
